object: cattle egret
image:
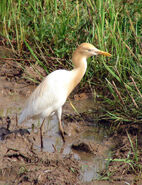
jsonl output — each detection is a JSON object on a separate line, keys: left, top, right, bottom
{"left": 18, "top": 43, "right": 111, "bottom": 143}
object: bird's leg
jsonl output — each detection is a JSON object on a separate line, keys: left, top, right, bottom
{"left": 59, "top": 119, "right": 65, "bottom": 142}
{"left": 57, "top": 107, "right": 65, "bottom": 142}
{"left": 40, "top": 118, "right": 45, "bottom": 149}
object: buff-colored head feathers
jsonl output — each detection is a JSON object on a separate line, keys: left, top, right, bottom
{"left": 75, "top": 43, "right": 111, "bottom": 57}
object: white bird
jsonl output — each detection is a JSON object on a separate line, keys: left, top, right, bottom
{"left": 18, "top": 43, "right": 111, "bottom": 142}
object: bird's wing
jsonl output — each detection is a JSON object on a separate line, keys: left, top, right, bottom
{"left": 19, "top": 77, "right": 55, "bottom": 123}
{"left": 18, "top": 70, "right": 69, "bottom": 123}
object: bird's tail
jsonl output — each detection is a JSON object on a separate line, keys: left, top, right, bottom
{"left": 18, "top": 109, "right": 28, "bottom": 124}
{"left": 18, "top": 114, "right": 25, "bottom": 124}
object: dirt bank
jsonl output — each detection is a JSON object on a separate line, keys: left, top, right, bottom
{"left": 0, "top": 125, "right": 80, "bottom": 185}
{"left": 1, "top": 49, "right": 142, "bottom": 185}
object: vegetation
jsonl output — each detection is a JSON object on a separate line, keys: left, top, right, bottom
{"left": 100, "top": 131, "right": 142, "bottom": 181}
{"left": 0, "top": 0, "right": 142, "bottom": 122}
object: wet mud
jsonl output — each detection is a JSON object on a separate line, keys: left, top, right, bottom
{"left": 0, "top": 130, "right": 80, "bottom": 185}
{"left": 1, "top": 52, "right": 142, "bottom": 184}
{"left": 0, "top": 76, "right": 114, "bottom": 184}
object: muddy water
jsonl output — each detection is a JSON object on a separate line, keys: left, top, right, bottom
{"left": 36, "top": 119, "right": 111, "bottom": 182}
{"left": 0, "top": 79, "right": 112, "bottom": 183}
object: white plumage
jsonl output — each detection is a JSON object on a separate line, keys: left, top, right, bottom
{"left": 19, "top": 70, "right": 71, "bottom": 123}
{"left": 19, "top": 43, "right": 111, "bottom": 141}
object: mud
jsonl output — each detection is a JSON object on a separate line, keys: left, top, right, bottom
{"left": 100, "top": 124, "right": 142, "bottom": 185}
{"left": 0, "top": 117, "right": 112, "bottom": 185}
{"left": 1, "top": 47, "right": 142, "bottom": 184}
{"left": 0, "top": 75, "right": 114, "bottom": 184}
{"left": 0, "top": 132, "right": 80, "bottom": 185}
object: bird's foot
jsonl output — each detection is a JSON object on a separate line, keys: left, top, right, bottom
{"left": 63, "top": 130, "right": 67, "bottom": 135}
{"left": 60, "top": 130, "right": 68, "bottom": 142}
{"left": 61, "top": 132, "right": 65, "bottom": 142}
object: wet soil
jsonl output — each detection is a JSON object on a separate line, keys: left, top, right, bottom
{"left": 0, "top": 117, "right": 111, "bottom": 185}
{"left": 100, "top": 125, "right": 142, "bottom": 185}
{"left": 0, "top": 127, "right": 80, "bottom": 185}
{"left": 0, "top": 76, "right": 111, "bottom": 184}
{"left": 1, "top": 47, "right": 142, "bottom": 185}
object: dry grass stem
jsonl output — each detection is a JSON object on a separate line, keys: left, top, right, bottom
{"left": 112, "top": 81, "right": 125, "bottom": 105}
{"left": 130, "top": 76, "right": 142, "bottom": 99}
{"left": 123, "top": 83, "right": 139, "bottom": 109}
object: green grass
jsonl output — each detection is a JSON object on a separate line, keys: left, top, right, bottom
{"left": 103, "top": 132, "right": 142, "bottom": 180}
{"left": 0, "top": 0, "right": 142, "bottom": 122}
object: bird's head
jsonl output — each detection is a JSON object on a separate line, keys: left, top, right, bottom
{"left": 75, "top": 43, "right": 111, "bottom": 58}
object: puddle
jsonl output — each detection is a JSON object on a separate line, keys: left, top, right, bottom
{"left": 0, "top": 78, "right": 34, "bottom": 116}
{"left": 73, "top": 127, "right": 111, "bottom": 182}
{"left": 0, "top": 78, "right": 112, "bottom": 183}
{"left": 35, "top": 121, "right": 111, "bottom": 183}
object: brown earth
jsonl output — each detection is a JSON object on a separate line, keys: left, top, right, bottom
{"left": 1, "top": 47, "right": 142, "bottom": 185}
{"left": 0, "top": 124, "right": 80, "bottom": 185}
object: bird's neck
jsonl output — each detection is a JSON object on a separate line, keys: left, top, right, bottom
{"left": 67, "top": 53, "right": 87, "bottom": 96}
{"left": 72, "top": 54, "right": 87, "bottom": 84}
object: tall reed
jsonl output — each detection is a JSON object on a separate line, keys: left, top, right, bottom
{"left": 0, "top": 0, "right": 141, "bottom": 122}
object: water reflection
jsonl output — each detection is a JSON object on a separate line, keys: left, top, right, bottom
{"left": 0, "top": 79, "right": 112, "bottom": 182}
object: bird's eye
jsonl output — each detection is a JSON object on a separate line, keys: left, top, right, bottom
{"left": 88, "top": 49, "right": 92, "bottom": 52}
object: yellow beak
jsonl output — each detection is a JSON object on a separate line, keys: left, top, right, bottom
{"left": 97, "top": 50, "right": 112, "bottom": 57}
